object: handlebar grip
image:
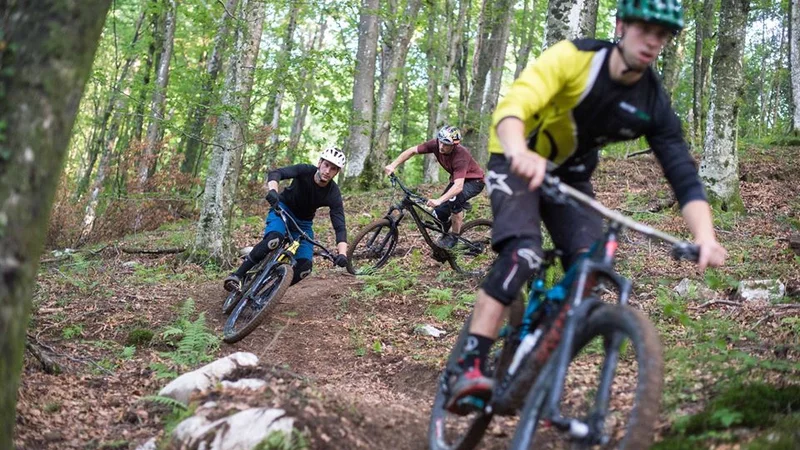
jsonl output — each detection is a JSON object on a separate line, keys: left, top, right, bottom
{"left": 671, "top": 242, "right": 700, "bottom": 262}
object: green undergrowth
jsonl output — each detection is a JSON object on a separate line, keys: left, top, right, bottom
{"left": 149, "top": 299, "right": 219, "bottom": 379}
{"left": 655, "top": 383, "right": 800, "bottom": 449}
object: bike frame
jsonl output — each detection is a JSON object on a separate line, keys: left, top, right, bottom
{"left": 488, "top": 175, "right": 699, "bottom": 447}
{"left": 243, "top": 206, "right": 335, "bottom": 301}
{"left": 381, "top": 175, "right": 482, "bottom": 262}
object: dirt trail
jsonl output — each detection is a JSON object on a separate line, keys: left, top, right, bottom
{"left": 196, "top": 269, "right": 438, "bottom": 450}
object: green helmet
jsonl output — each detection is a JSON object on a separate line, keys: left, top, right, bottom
{"left": 617, "top": 0, "right": 685, "bottom": 34}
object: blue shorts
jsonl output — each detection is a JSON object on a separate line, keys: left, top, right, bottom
{"left": 264, "top": 203, "right": 314, "bottom": 261}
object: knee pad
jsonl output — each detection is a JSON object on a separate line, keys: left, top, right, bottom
{"left": 481, "top": 239, "right": 543, "bottom": 305}
{"left": 433, "top": 207, "right": 452, "bottom": 231}
{"left": 264, "top": 231, "right": 283, "bottom": 250}
{"left": 291, "top": 258, "right": 312, "bottom": 285}
{"left": 249, "top": 231, "right": 284, "bottom": 262}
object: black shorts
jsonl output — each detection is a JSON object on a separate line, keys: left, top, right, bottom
{"left": 437, "top": 178, "right": 485, "bottom": 215}
{"left": 485, "top": 154, "right": 602, "bottom": 268}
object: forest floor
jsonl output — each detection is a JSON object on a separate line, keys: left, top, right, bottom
{"left": 14, "top": 145, "right": 800, "bottom": 450}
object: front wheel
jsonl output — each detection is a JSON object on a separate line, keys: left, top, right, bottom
{"left": 511, "top": 303, "right": 664, "bottom": 450}
{"left": 223, "top": 263, "right": 294, "bottom": 344}
{"left": 448, "top": 219, "right": 493, "bottom": 278}
{"left": 428, "top": 298, "right": 523, "bottom": 450}
{"left": 347, "top": 218, "right": 399, "bottom": 275}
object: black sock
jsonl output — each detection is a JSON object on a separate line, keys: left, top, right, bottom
{"left": 234, "top": 256, "right": 257, "bottom": 278}
{"left": 459, "top": 334, "right": 494, "bottom": 374}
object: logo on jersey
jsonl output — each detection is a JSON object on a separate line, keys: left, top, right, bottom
{"left": 619, "top": 101, "right": 652, "bottom": 122}
{"left": 486, "top": 170, "right": 513, "bottom": 196}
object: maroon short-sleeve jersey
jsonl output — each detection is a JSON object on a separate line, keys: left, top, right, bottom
{"left": 416, "top": 139, "right": 485, "bottom": 181}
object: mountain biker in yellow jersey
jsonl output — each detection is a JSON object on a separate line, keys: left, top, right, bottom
{"left": 223, "top": 148, "right": 350, "bottom": 292}
{"left": 446, "top": 0, "right": 728, "bottom": 412}
{"left": 384, "top": 125, "right": 486, "bottom": 248}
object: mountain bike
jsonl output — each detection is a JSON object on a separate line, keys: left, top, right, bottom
{"left": 347, "top": 174, "right": 493, "bottom": 277}
{"left": 428, "top": 173, "right": 701, "bottom": 450}
{"left": 222, "top": 205, "right": 348, "bottom": 343}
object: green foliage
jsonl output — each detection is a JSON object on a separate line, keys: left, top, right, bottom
{"left": 703, "top": 269, "right": 738, "bottom": 291}
{"left": 255, "top": 429, "right": 309, "bottom": 450}
{"left": 152, "top": 299, "right": 219, "bottom": 378}
{"left": 143, "top": 395, "right": 194, "bottom": 435}
{"left": 61, "top": 323, "right": 85, "bottom": 339}
{"left": 120, "top": 346, "right": 136, "bottom": 359}
{"left": 126, "top": 328, "right": 154, "bottom": 346}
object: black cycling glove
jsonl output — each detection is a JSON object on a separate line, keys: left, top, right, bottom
{"left": 265, "top": 189, "right": 280, "bottom": 207}
{"left": 334, "top": 254, "right": 348, "bottom": 268}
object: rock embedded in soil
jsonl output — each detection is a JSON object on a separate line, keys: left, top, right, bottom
{"left": 159, "top": 352, "right": 259, "bottom": 404}
{"left": 737, "top": 279, "right": 786, "bottom": 302}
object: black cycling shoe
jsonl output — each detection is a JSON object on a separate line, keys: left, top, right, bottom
{"left": 437, "top": 234, "right": 458, "bottom": 249}
{"left": 223, "top": 273, "right": 242, "bottom": 292}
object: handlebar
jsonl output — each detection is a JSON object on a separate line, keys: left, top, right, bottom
{"left": 540, "top": 173, "right": 700, "bottom": 263}
{"left": 389, "top": 173, "right": 428, "bottom": 205}
{"left": 273, "top": 205, "right": 337, "bottom": 264}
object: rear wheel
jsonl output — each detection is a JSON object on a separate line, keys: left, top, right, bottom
{"left": 448, "top": 219, "right": 493, "bottom": 278}
{"left": 428, "top": 298, "right": 523, "bottom": 450}
{"left": 223, "top": 263, "right": 294, "bottom": 344}
{"left": 347, "top": 218, "right": 398, "bottom": 275}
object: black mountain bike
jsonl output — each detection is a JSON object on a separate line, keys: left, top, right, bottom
{"left": 222, "top": 205, "right": 350, "bottom": 343}
{"left": 428, "top": 173, "right": 701, "bottom": 450}
{"left": 347, "top": 174, "right": 493, "bottom": 277}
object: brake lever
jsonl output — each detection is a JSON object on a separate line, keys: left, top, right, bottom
{"left": 671, "top": 242, "right": 700, "bottom": 263}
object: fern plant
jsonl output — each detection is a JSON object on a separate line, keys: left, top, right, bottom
{"left": 158, "top": 299, "right": 220, "bottom": 373}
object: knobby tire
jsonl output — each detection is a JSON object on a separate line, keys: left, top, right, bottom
{"left": 223, "top": 264, "right": 294, "bottom": 344}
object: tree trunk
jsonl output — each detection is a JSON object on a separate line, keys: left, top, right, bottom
{"left": 544, "top": 0, "right": 597, "bottom": 48}
{"left": 370, "top": 0, "right": 423, "bottom": 182}
{"left": 181, "top": 0, "right": 239, "bottom": 175}
{"left": 261, "top": 3, "right": 301, "bottom": 154}
{"left": 431, "top": 0, "right": 468, "bottom": 182}
{"left": 76, "top": 10, "right": 146, "bottom": 199}
{"left": 514, "top": 0, "right": 538, "bottom": 79}
{"left": 343, "top": 0, "right": 381, "bottom": 182}
{"left": 0, "top": 2, "right": 110, "bottom": 446}
{"left": 423, "top": 0, "right": 442, "bottom": 183}
{"left": 661, "top": 29, "right": 686, "bottom": 100}
{"left": 195, "top": 0, "right": 266, "bottom": 261}
{"left": 289, "top": 20, "right": 327, "bottom": 153}
{"left": 791, "top": 0, "right": 800, "bottom": 133}
{"left": 138, "top": 0, "right": 177, "bottom": 190}
{"left": 463, "top": 0, "right": 514, "bottom": 164}
{"left": 693, "top": 0, "right": 717, "bottom": 148}
{"left": 699, "top": 0, "right": 748, "bottom": 212}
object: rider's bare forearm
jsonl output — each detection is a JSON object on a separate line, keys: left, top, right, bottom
{"left": 680, "top": 200, "right": 716, "bottom": 241}
{"left": 389, "top": 147, "right": 417, "bottom": 169}
{"left": 496, "top": 117, "right": 529, "bottom": 158}
{"left": 266, "top": 180, "right": 279, "bottom": 192}
{"left": 437, "top": 178, "right": 464, "bottom": 203}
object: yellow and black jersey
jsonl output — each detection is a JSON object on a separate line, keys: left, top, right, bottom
{"left": 489, "top": 38, "right": 705, "bottom": 207}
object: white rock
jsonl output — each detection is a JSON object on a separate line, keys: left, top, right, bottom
{"left": 737, "top": 279, "right": 785, "bottom": 302}
{"left": 134, "top": 437, "right": 157, "bottom": 450}
{"left": 172, "top": 407, "right": 296, "bottom": 450}
{"left": 674, "top": 278, "right": 693, "bottom": 297}
{"left": 122, "top": 261, "right": 139, "bottom": 268}
{"left": 415, "top": 324, "right": 446, "bottom": 338}
{"left": 159, "top": 352, "right": 259, "bottom": 404}
{"left": 221, "top": 378, "right": 268, "bottom": 392}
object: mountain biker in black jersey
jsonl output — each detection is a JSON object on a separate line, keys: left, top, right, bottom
{"left": 223, "top": 147, "right": 350, "bottom": 293}
{"left": 384, "top": 125, "right": 486, "bottom": 248}
{"left": 446, "top": 0, "right": 728, "bottom": 412}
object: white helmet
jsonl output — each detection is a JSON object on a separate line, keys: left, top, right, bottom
{"left": 320, "top": 147, "right": 346, "bottom": 168}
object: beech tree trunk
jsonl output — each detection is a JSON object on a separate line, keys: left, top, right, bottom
{"left": 544, "top": 0, "right": 598, "bottom": 48}
{"left": 514, "top": 0, "right": 539, "bottom": 79}
{"left": 699, "top": 0, "right": 748, "bottom": 212}
{"left": 791, "top": 0, "right": 800, "bottom": 133}
{"left": 692, "top": 0, "right": 716, "bottom": 148}
{"left": 661, "top": 29, "right": 686, "bottom": 100}
{"left": 195, "top": 0, "right": 265, "bottom": 261}
{"left": 0, "top": 2, "right": 110, "bottom": 446}
{"left": 181, "top": 0, "right": 239, "bottom": 176}
{"left": 423, "top": 0, "right": 443, "bottom": 183}
{"left": 343, "top": 0, "right": 380, "bottom": 182}
{"left": 289, "top": 20, "right": 327, "bottom": 153}
{"left": 370, "top": 0, "right": 423, "bottom": 181}
{"left": 138, "top": 0, "right": 177, "bottom": 189}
